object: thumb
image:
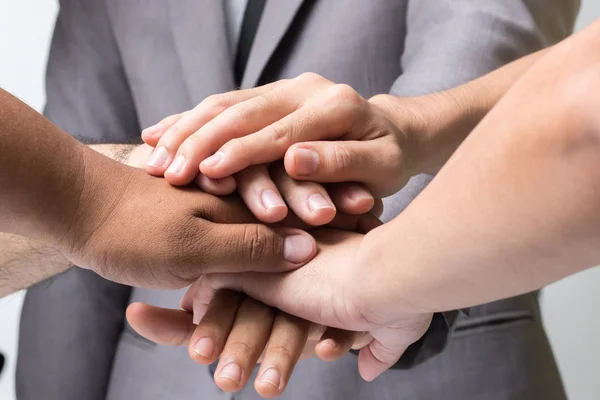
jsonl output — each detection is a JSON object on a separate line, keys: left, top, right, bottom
{"left": 284, "top": 138, "right": 405, "bottom": 198}
{"left": 357, "top": 314, "right": 433, "bottom": 381}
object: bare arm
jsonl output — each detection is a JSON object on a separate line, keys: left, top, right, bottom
{"left": 0, "top": 89, "right": 91, "bottom": 294}
{"left": 378, "top": 48, "right": 549, "bottom": 176}
{"left": 362, "top": 20, "right": 600, "bottom": 314}
{"left": 0, "top": 122, "right": 142, "bottom": 297}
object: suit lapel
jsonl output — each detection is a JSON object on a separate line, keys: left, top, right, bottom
{"left": 168, "top": 0, "right": 236, "bottom": 104}
{"left": 240, "top": 0, "right": 305, "bottom": 89}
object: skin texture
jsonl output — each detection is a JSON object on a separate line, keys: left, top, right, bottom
{"left": 142, "top": 49, "right": 548, "bottom": 223}
{"left": 0, "top": 144, "right": 147, "bottom": 296}
{"left": 0, "top": 89, "right": 319, "bottom": 294}
{"left": 130, "top": 19, "right": 600, "bottom": 383}
{"left": 125, "top": 144, "right": 367, "bottom": 398}
{"left": 175, "top": 19, "right": 600, "bottom": 381}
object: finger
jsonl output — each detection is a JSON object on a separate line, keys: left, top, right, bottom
{"left": 199, "top": 230, "right": 365, "bottom": 329}
{"left": 200, "top": 93, "right": 366, "bottom": 179}
{"left": 352, "top": 332, "right": 374, "bottom": 350}
{"left": 357, "top": 317, "right": 432, "bottom": 381}
{"left": 194, "top": 174, "right": 237, "bottom": 196}
{"left": 146, "top": 82, "right": 282, "bottom": 179}
{"left": 284, "top": 137, "right": 405, "bottom": 198}
{"left": 214, "top": 298, "right": 275, "bottom": 392}
{"left": 315, "top": 328, "right": 356, "bottom": 362}
{"left": 271, "top": 162, "right": 336, "bottom": 226}
{"left": 327, "top": 183, "right": 375, "bottom": 215}
{"left": 357, "top": 339, "right": 409, "bottom": 382}
{"left": 188, "top": 290, "right": 245, "bottom": 365}
{"left": 180, "top": 278, "right": 202, "bottom": 312}
{"left": 235, "top": 164, "right": 288, "bottom": 223}
{"left": 203, "top": 224, "right": 317, "bottom": 273}
{"left": 164, "top": 79, "right": 304, "bottom": 185}
{"left": 255, "top": 313, "right": 311, "bottom": 398}
{"left": 192, "top": 276, "right": 218, "bottom": 323}
{"left": 141, "top": 112, "right": 187, "bottom": 147}
{"left": 126, "top": 303, "right": 195, "bottom": 346}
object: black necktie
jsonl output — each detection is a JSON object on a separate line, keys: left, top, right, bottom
{"left": 234, "top": 0, "right": 267, "bottom": 86}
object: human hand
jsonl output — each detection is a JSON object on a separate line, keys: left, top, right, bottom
{"left": 60, "top": 149, "right": 317, "bottom": 289}
{"left": 141, "top": 74, "right": 422, "bottom": 223}
{"left": 181, "top": 229, "right": 433, "bottom": 381}
{"left": 127, "top": 289, "right": 361, "bottom": 398}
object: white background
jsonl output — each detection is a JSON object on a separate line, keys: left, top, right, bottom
{"left": 1, "top": 1, "right": 600, "bottom": 399}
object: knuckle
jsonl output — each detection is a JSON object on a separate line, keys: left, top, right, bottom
{"left": 329, "top": 84, "right": 362, "bottom": 105}
{"left": 178, "top": 133, "right": 203, "bottom": 155}
{"left": 297, "top": 72, "right": 325, "bottom": 84}
{"left": 202, "top": 94, "right": 232, "bottom": 114}
{"left": 368, "top": 94, "right": 390, "bottom": 108}
{"left": 227, "top": 340, "right": 254, "bottom": 356}
{"left": 242, "top": 224, "right": 273, "bottom": 263}
{"left": 266, "top": 344, "right": 294, "bottom": 360}
{"left": 329, "top": 143, "right": 355, "bottom": 174}
{"left": 267, "top": 121, "right": 289, "bottom": 144}
{"left": 370, "top": 341, "right": 399, "bottom": 364}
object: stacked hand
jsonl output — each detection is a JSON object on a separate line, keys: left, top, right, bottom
{"left": 125, "top": 144, "right": 374, "bottom": 397}
{"left": 140, "top": 73, "right": 423, "bottom": 224}
{"left": 128, "top": 73, "right": 435, "bottom": 396}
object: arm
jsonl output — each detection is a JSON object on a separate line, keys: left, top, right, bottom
{"left": 0, "top": 88, "right": 316, "bottom": 296}
{"left": 364, "top": 18, "right": 600, "bottom": 314}
{"left": 0, "top": 89, "right": 91, "bottom": 295}
{"left": 0, "top": 141, "right": 142, "bottom": 297}
{"left": 382, "top": 0, "right": 579, "bottom": 198}
{"left": 371, "top": 0, "right": 578, "bottom": 367}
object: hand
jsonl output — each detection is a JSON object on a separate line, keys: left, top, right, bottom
{"left": 183, "top": 229, "right": 433, "bottom": 381}
{"left": 141, "top": 74, "right": 422, "bottom": 222}
{"left": 60, "top": 149, "right": 317, "bottom": 289}
{"left": 127, "top": 289, "right": 359, "bottom": 398}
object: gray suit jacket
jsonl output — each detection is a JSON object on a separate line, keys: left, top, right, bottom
{"left": 18, "top": 1, "right": 579, "bottom": 399}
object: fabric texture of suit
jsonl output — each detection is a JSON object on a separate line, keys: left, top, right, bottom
{"left": 17, "top": 0, "right": 580, "bottom": 399}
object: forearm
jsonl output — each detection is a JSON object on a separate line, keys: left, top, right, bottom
{"left": 0, "top": 233, "right": 70, "bottom": 297}
{"left": 0, "top": 89, "right": 86, "bottom": 243}
{"left": 0, "top": 148, "right": 135, "bottom": 297}
{"left": 385, "top": 0, "right": 576, "bottom": 177}
{"left": 378, "top": 48, "right": 548, "bottom": 177}
{"left": 0, "top": 90, "right": 135, "bottom": 296}
{"left": 363, "top": 23, "right": 600, "bottom": 314}
{"left": 402, "top": 49, "right": 548, "bottom": 175}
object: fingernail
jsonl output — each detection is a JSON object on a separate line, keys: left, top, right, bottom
{"left": 259, "top": 367, "right": 282, "bottom": 389}
{"left": 320, "top": 338, "right": 338, "bottom": 351}
{"left": 142, "top": 123, "right": 163, "bottom": 138}
{"left": 261, "top": 190, "right": 286, "bottom": 211}
{"left": 202, "top": 152, "right": 224, "bottom": 168}
{"left": 284, "top": 234, "right": 315, "bottom": 264}
{"left": 308, "top": 193, "right": 334, "bottom": 212}
{"left": 147, "top": 146, "right": 169, "bottom": 167}
{"left": 218, "top": 363, "right": 242, "bottom": 384}
{"left": 193, "top": 337, "right": 214, "bottom": 358}
{"left": 346, "top": 186, "right": 373, "bottom": 201}
{"left": 293, "top": 148, "right": 319, "bottom": 176}
{"left": 166, "top": 154, "right": 187, "bottom": 175}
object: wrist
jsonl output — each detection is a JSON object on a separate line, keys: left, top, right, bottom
{"left": 370, "top": 87, "right": 489, "bottom": 177}
{"left": 57, "top": 147, "right": 134, "bottom": 260}
{"left": 353, "top": 224, "right": 428, "bottom": 324}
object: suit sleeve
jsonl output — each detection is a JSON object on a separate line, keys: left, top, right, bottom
{"left": 382, "top": 0, "right": 580, "bottom": 368}
{"left": 16, "top": 2, "right": 139, "bottom": 399}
